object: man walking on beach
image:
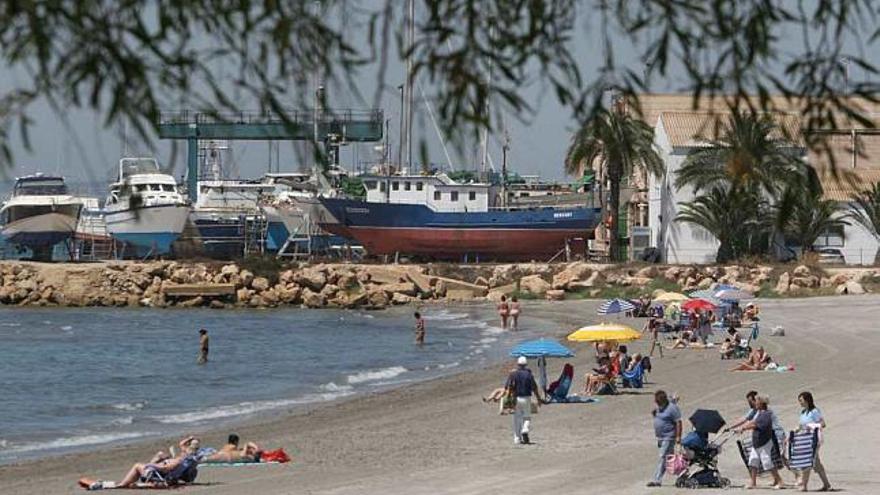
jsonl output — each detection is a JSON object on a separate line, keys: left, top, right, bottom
{"left": 414, "top": 312, "right": 425, "bottom": 346}
{"left": 647, "top": 390, "right": 681, "bottom": 487}
{"left": 506, "top": 356, "right": 543, "bottom": 445}
{"left": 197, "top": 329, "right": 209, "bottom": 364}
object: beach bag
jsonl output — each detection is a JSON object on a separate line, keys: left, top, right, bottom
{"left": 501, "top": 387, "right": 516, "bottom": 412}
{"left": 666, "top": 453, "right": 689, "bottom": 476}
{"left": 530, "top": 398, "right": 539, "bottom": 414}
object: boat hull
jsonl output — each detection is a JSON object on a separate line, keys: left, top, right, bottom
{"left": 1, "top": 212, "right": 79, "bottom": 248}
{"left": 318, "top": 198, "right": 600, "bottom": 259}
{"left": 105, "top": 204, "right": 190, "bottom": 254}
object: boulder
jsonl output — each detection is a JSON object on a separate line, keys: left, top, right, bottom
{"left": 445, "top": 289, "right": 475, "bottom": 301}
{"left": 792, "top": 265, "right": 811, "bottom": 277}
{"left": 843, "top": 280, "right": 866, "bottom": 295}
{"left": 790, "top": 275, "right": 819, "bottom": 289}
{"left": 434, "top": 280, "right": 447, "bottom": 297}
{"left": 381, "top": 282, "right": 418, "bottom": 297}
{"left": 406, "top": 272, "right": 436, "bottom": 293}
{"left": 636, "top": 265, "right": 658, "bottom": 279}
{"left": 367, "top": 289, "right": 389, "bottom": 307}
{"left": 261, "top": 288, "right": 279, "bottom": 305}
{"left": 239, "top": 269, "right": 255, "bottom": 288}
{"left": 276, "top": 285, "right": 302, "bottom": 304}
{"left": 15, "top": 278, "right": 37, "bottom": 293}
{"left": 293, "top": 269, "right": 327, "bottom": 292}
{"left": 320, "top": 283, "right": 340, "bottom": 299}
{"left": 663, "top": 266, "right": 682, "bottom": 281}
{"left": 279, "top": 269, "right": 296, "bottom": 284}
{"left": 621, "top": 276, "right": 651, "bottom": 287}
{"left": 775, "top": 272, "right": 791, "bottom": 294}
{"left": 519, "top": 274, "right": 551, "bottom": 295}
{"left": 551, "top": 262, "right": 592, "bottom": 290}
{"left": 545, "top": 289, "right": 565, "bottom": 301}
{"left": 301, "top": 288, "right": 326, "bottom": 308}
{"left": 236, "top": 288, "right": 254, "bottom": 303}
{"left": 432, "top": 276, "right": 488, "bottom": 297}
{"left": 819, "top": 277, "right": 832, "bottom": 288}
{"left": 829, "top": 273, "right": 850, "bottom": 286}
{"left": 248, "top": 295, "right": 266, "bottom": 308}
{"left": 179, "top": 296, "right": 204, "bottom": 308}
{"left": 221, "top": 264, "right": 240, "bottom": 277}
{"left": 391, "top": 293, "right": 414, "bottom": 305}
{"left": 569, "top": 271, "right": 604, "bottom": 290}
{"left": 209, "top": 300, "right": 226, "bottom": 309}
{"left": 474, "top": 276, "right": 490, "bottom": 287}
{"left": 697, "top": 277, "right": 714, "bottom": 289}
{"left": 251, "top": 276, "right": 270, "bottom": 292}
{"left": 488, "top": 264, "right": 519, "bottom": 287}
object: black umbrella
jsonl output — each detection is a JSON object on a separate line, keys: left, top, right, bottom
{"left": 689, "top": 409, "right": 726, "bottom": 434}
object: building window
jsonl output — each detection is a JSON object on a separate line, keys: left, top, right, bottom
{"left": 404, "top": 181, "right": 411, "bottom": 191}
{"left": 380, "top": 182, "right": 386, "bottom": 192}
{"left": 468, "top": 191, "right": 476, "bottom": 201}
{"left": 814, "top": 226, "right": 845, "bottom": 248}
{"left": 433, "top": 191, "right": 441, "bottom": 201}
{"left": 364, "top": 180, "right": 377, "bottom": 190}
{"left": 451, "top": 191, "right": 459, "bottom": 202}
{"left": 392, "top": 181, "right": 399, "bottom": 191}
{"left": 416, "top": 182, "right": 423, "bottom": 191}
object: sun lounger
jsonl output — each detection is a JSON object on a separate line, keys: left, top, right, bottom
{"left": 545, "top": 363, "right": 600, "bottom": 404}
{"left": 620, "top": 361, "right": 645, "bottom": 388}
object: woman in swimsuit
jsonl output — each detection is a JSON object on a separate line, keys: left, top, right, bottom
{"left": 509, "top": 296, "right": 521, "bottom": 330}
{"left": 79, "top": 436, "right": 200, "bottom": 490}
{"left": 497, "top": 295, "right": 510, "bottom": 329}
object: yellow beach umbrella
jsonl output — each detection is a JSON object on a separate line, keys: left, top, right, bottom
{"left": 566, "top": 323, "right": 642, "bottom": 343}
{"left": 653, "top": 291, "right": 690, "bottom": 303}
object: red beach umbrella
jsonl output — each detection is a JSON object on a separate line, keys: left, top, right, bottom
{"left": 681, "top": 298, "right": 717, "bottom": 312}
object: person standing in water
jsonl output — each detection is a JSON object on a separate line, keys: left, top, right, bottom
{"left": 197, "top": 329, "right": 209, "bottom": 364}
{"left": 414, "top": 312, "right": 426, "bottom": 346}
{"left": 509, "top": 296, "right": 521, "bottom": 330}
{"left": 497, "top": 295, "right": 510, "bottom": 329}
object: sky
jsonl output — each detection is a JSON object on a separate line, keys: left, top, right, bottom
{"left": 0, "top": 2, "right": 877, "bottom": 194}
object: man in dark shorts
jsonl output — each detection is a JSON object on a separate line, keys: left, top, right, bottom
{"left": 414, "top": 312, "right": 425, "bottom": 346}
{"left": 197, "top": 329, "right": 209, "bottom": 364}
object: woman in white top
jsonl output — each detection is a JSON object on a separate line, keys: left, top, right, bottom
{"left": 796, "top": 391, "right": 831, "bottom": 492}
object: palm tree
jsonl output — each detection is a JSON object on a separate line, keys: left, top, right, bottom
{"left": 564, "top": 107, "right": 662, "bottom": 261}
{"left": 674, "top": 110, "right": 804, "bottom": 197}
{"left": 849, "top": 182, "right": 880, "bottom": 240}
{"left": 676, "top": 185, "right": 769, "bottom": 263}
{"left": 781, "top": 191, "right": 848, "bottom": 255}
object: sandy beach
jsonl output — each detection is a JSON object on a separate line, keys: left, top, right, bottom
{"left": 2, "top": 296, "right": 879, "bottom": 494}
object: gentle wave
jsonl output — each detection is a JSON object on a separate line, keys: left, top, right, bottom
{"left": 110, "top": 416, "right": 135, "bottom": 426}
{"left": 112, "top": 401, "right": 148, "bottom": 412}
{"left": 425, "top": 310, "right": 469, "bottom": 321}
{"left": 346, "top": 366, "right": 408, "bottom": 384}
{"left": 3, "top": 432, "right": 151, "bottom": 454}
{"left": 320, "top": 382, "right": 354, "bottom": 392}
{"left": 152, "top": 389, "right": 355, "bottom": 425}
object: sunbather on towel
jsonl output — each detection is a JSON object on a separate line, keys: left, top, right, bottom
{"left": 79, "top": 436, "right": 199, "bottom": 489}
{"left": 202, "top": 434, "right": 262, "bottom": 463}
{"left": 671, "top": 330, "right": 695, "bottom": 349}
{"left": 731, "top": 347, "right": 772, "bottom": 371}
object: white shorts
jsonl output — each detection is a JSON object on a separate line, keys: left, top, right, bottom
{"left": 748, "top": 441, "right": 774, "bottom": 470}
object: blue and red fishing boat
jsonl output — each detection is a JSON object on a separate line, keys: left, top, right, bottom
{"left": 317, "top": 173, "right": 600, "bottom": 259}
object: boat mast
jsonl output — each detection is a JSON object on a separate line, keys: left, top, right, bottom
{"left": 404, "top": 0, "right": 415, "bottom": 173}
{"left": 501, "top": 131, "right": 509, "bottom": 207}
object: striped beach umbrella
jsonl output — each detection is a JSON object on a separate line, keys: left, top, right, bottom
{"left": 714, "top": 288, "right": 753, "bottom": 301}
{"left": 597, "top": 298, "right": 636, "bottom": 315}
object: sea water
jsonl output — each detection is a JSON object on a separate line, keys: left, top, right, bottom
{"left": 0, "top": 305, "right": 542, "bottom": 463}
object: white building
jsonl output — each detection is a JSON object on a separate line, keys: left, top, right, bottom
{"left": 361, "top": 173, "right": 494, "bottom": 212}
{"left": 639, "top": 95, "right": 880, "bottom": 265}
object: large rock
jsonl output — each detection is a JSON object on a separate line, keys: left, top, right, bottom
{"left": 236, "top": 288, "right": 254, "bottom": 303}
{"left": 775, "top": 272, "right": 791, "bottom": 294}
{"left": 301, "top": 288, "right": 326, "bottom": 308}
{"left": 381, "top": 282, "right": 418, "bottom": 297}
{"left": 391, "top": 293, "right": 414, "bottom": 305}
{"left": 836, "top": 280, "right": 865, "bottom": 295}
{"left": 294, "top": 269, "right": 327, "bottom": 292}
{"left": 432, "top": 276, "right": 488, "bottom": 297}
{"left": 790, "top": 275, "right": 819, "bottom": 289}
{"left": 545, "top": 289, "right": 566, "bottom": 301}
{"left": 697, "top": 277, "right": 714, "bottom": 289}
{"left": 792, "top": 265, "right": 811, "bottom": 277}
{"left": 220, "top": 264, "right": 240, "bottom": 277}
{"left": 636, "top": 265, "right": 658, "bottom": 278}
{"left": 239, "top": 269, "right": 255, "bottom": 288}
{"left": 367, "top": 289, "right": 389, "bottom": 307}
{"left": 569, "top": 271, "right": 604, "bottom": 290}
{"left": 251, "top": 276, "right": 270, "bottom": 292}
{"left": 519, "top": 274, "right": 551, "bottom": 295}
{"left": 552, "top": 262, "right": 592, "bottom": 290}
{"left": 663, "top": 266, "right": 682, "bottom": 282}
{"left": 276, "top": 285, "right": 302, "bottom": 304}
{"left": 445, "top": 289, "right": 475, "bottom": 301}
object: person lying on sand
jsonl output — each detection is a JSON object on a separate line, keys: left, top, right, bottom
{"left": 671, "top": 330, "right": 695, "bottom": 349}
{"left": 202, "top": 434, "right": 262, "bottom": 463}
{"left": 730, "top": 347, "right": 772, "bottom": 371}
{"left": 79, "top": 436, "right": 199, "bottom": 490}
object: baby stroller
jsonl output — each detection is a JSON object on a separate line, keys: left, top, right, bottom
{"left": 675, "top": 410, "right": 733, "bottom": 489}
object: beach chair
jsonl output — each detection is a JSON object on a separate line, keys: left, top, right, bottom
{"left": 736, "top": 437, "right": 784, "bottom": 474}
{"left": 620, "top": 361, "right": 645, "bottom": 388}
{"left": 546, "top": 363, "right": 574, "bottom": 402}
{"left": 788, "top": 428, "right": 820, "bottom": 472}
{"left": 142, "top": 455, "right": 199, "bottom": 487}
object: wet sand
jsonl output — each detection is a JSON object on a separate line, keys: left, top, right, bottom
{"left": 2, "top": 296, "right": 879, "bottom": 494}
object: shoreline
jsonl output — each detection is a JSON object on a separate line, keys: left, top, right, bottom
{"left": 3, "top": 296, "right": 880, "bottom": 494}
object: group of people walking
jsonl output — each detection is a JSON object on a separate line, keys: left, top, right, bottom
{"left": 648, "top": 389, "right": 831, "bottom": 491}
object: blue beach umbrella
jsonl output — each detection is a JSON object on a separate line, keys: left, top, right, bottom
{"left": 597, "top": 298, "right": 636, "bottom": 316}
{"left": 510, "top": 339, "right": 575, "bottom": 390}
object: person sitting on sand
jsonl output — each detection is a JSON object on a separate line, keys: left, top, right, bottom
{"left": 583, "top": 356, "right": 614, "bottom": 395}
{"left": 719, "top": 338, "right": 735, "bottom": 359}
{"left": 743, "top": 303, "right": 760, "bottom": 322}
{"left": 497, "top": 295, "right": 510, "bottom": 329}
{"left": 671, "top": 329, "right": 695, "bottom": 349}
{"left": 731, "top": 346, "right": 772, "bottom": 371}
{"left": 202, "top": 434, "right": 262, "bottom": 463}
{"left": 80, "top": 436, "right": 200, "bottom": 490}
{"left": 626, "top": 353, "right": 643, "bottom": 373}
